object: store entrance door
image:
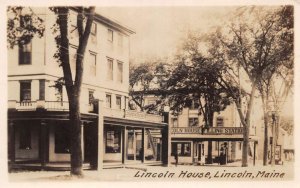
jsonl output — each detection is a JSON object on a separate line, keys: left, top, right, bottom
{"left": 198, "top": 143, "right": 205, "bottom": 164}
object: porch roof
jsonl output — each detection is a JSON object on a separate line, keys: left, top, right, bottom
{"left": 104, "top": 116, "right": 167, "bottom": 129}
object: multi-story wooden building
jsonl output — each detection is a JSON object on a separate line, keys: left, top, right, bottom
{"left": 7, "top": 8, "right": 169, "bottom": 170}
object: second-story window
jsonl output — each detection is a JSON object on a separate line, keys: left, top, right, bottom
{"left": 55, "top": 86, "right": 63, "bottom": 102}
{"left": 106, "top": 94, "right": 112, "bottom": 108}
{"left": 117, "top": 61, "right": 123, "bottom": 83}
{"left": 173, "top": 118, "right": 178, "bottom": 127}
{"left": 216, "top": 117, "right": 224, "bottom": 127}
{"left": 89, "top": 53, "right": 97, "bottom": 76}
{"left": 91, "top": 22, "right": 97, "bottom": 36}
{"left": 89, "top": 90, "right": 94, "bottom": 105}
{"left": 116, "top": 96, "right": 122, "bottom": 109}
{"left": 108, "top": 29, "right": 113, "bottom": 42}
{"left": 19, "top": 41, "right": 32, "bottom": 65}
{"left": 20, "top": 81, "right": 31, "bottom": 102}
{"left": 107, "top": 58, "right": 113, "bottom": 80}
{"left": 188, "top": 118, "right": 198, "bottom": 127}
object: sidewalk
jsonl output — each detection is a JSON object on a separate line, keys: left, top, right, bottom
{"left": 8, "top": 161, "right": 294, "bottom": 181}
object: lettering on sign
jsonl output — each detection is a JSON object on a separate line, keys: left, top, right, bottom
{"left": 171, "top": 127, "right": 243, "bottom": 135}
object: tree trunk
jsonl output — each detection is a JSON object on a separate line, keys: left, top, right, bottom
{"left": 69, "top": 95, "right": 83, "bottom": 176}
{"left": 263, "top": 113, "right": 269, "bottom": 166}
{"left": 261, "top": 94, "right": 269, "bottom": 166}
{"left": 241, "top": 83, "right": 256, "bottom": 167}
{"left": 206, "top": 110, "right": 214, "bottom": 164}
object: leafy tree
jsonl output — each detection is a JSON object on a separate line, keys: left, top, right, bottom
{"left": 129, "top": 59, "right": 168, "bottom": 113}
{"left": 214, "top": 5, "right": 293, "bottom": 166}
{"left": 160, "top": 33, "right": 234, "bottom": 164}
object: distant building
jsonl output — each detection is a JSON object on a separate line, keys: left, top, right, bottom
{"left": 142, "top": 95, "right": 259, "bottom": 165}
{"left": 7, "top": 7, "right": 169, "bottom": 171}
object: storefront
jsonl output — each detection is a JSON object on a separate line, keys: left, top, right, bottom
{"left": 170, "top": 126, "right": 258, "bottom": 165}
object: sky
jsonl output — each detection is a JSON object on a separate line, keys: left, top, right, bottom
{"left": 96, "top": 6, "right": 235, "bottom": 61}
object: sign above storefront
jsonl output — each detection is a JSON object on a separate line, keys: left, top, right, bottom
{"left": 171, "top": 127, "right": 243, "bottom": 135}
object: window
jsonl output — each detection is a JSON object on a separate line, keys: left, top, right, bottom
{"left": 39, "top": 79, "right": 45, "bottom": 100}
{"left": 116, "top": 96, "right": 122, "bottom": 109}
{"left": 216, "top": 117, "right": 224, "bottom": 127}
{"left": 188, "top": 118, "right": 198, "bottom": 127}
{"left": 19, "top": 41, "right": 32, "bottom": 65}
{"left": 118, "top": 33, "right": 123, "bottom": 47}
{"left": 20, "top": 81, "right": 31, "bottom": 102}
{"left": 89, "top": 53, "right": 96, "bottom": 76}
{"left": 106, "top": 94, "right": 112, "bottom": 108}
{"left": 91, "top": 22, "right": 97, "bottom": 36}
{"left": 108, "top": 29, "right": 113, "bottom": 42}
{"left": 171, "top": 142, "right": 191, "bottom": 157}
{"left": 105, "top": 128, "right": 121, "bottom": 153}
{"left": 107, "top": 58, "right": 113, "bottom": 80}
{"left": 172, "top": 118, "right": 178, "bottom": 127}
{"left": 147, "top": 99, "right": 156, "bottom": 105}
{"left": 89, "top": 90, "right": 95, "bottom": 104}
{"left": 55, "top": 86, "right": 63, "bottom": 102}
{"left": 19, "top": 16, "right": 32, "bottom": 65}
{"left": 55, "top": 124, "right": 70, "bottom": 153}
{"left": 189, "top": 99, "right": 199, "bottom": 109}
{"left": 117, "top": 61, "right": 123, "bottom": 83}
{"left": 19, "top": 128, "right": 31, "bottom": 149}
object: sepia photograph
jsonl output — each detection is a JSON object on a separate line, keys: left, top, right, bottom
{"left": 2, "top": 0, "right": 298, "bottom": 186}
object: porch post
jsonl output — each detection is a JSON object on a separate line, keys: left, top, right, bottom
{"left": 218, "top": 141, "right": 220, "bottom": 165}
{"left": 8, "top": 120, "right": 15, "bottom": 163}
{"left": 122, "top": 126, "right": 127, "bottom": 164}
{"left": 97, "top": 100, "right": 104, "bottom": 171}
{"left": 141, "top": 128, "right": 146, "bottom": 163}
{"left": 81, "top": 122, "right": 84, "bottom": 162}
{"left": 40, "top": 120, "right": 48, "bottom": 168}
{"left": 133, "top": 130, "right": 136, "bottom": 161}
{"left": 162, "top": 112, "right": 170, "bottom": 166}
{"left": 253, "top": 141, "right": 257, "bottom": 166}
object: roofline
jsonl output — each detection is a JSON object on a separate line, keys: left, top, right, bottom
{"left": 70, "top": 7, "right": 135, "bottom": 35}
{"left": 94, "top": 13, "right": 136, "bottom": 35}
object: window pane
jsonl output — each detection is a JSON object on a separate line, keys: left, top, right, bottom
{"left": 117, "top": 62, "right": 123, "bottom": 83}
{"left": 173, "top": 118, "right": 178, "bottom": 127}
{"left": 105, "top": 129, "right": 121, "bottom": 153}
{"left": 89, "top": 91, "right": 94, "bottom": 104}
{"left": 107, "top": 59, "right": 113, "bottom": 80}
{"left": 20, "top": 82, "right": 31, "bottom": 101}
{"left": 116, "top": 96, "right": 121, "bottom": 109}
{"left": 108, "top": 29, "right": 113, "bottom": 42}
{"left": 19, "top": 128, "right": 31, "bottom": 149}
{"left": 106, "top": 94, "right": 111, "bottom": 108}
{"left": 90, "top": 53, "right": 96, "bottom": 76}
{"left": 39, "top": 79, "right": 45, "bottom": 100}
{"left": 91, "top": 22, "right": 97, "bottom": 35}
{"left": 188, "top": 118, "right": 198, "bottom": 127}
{"left": 19, "top": 42, "right": 32, "bottom": 65}
{"left": 55, "top": 124, "right": 70, "bottom": 153}
{"left": 216, "top": 117, "right": 224, "bottom": 127}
